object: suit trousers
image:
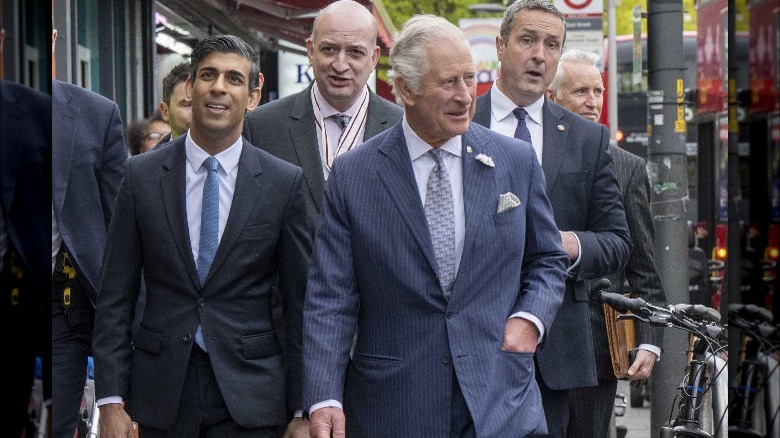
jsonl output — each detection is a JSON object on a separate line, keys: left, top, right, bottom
{"left": 450, "top": 371, "right": 476, "bottom": 438}
{"left": 567, "top": 379, "right": 618, "bottom": 438}
{"left": 530, "top": 365, "right": 570, "bottom": 438}
{"left": 51, "top": 289, "right": 92, "bottom": 438}
{"left": 138, "top": 345, "right": 286, "bottom": 438}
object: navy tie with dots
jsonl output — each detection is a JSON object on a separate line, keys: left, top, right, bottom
{"left": 195, "top": 156, "right": 219, "bottom": 352}
{"left": 513, "top": 107, "right": 533, "bottom": 145}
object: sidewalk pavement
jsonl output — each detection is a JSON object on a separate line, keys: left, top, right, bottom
{"left": 614, "top": 380, "right": 652, "bottom": 438}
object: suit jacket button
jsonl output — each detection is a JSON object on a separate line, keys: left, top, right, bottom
{"left": 441, "top": 355, "right": 451, "bottom": 364}
{"left": 198, "top": 298, "right": 205, "bottom": 308}
{"left": 183, "top": 333, "right": 192, "bottom": 342}
{"left": 446, "top": 311, "right": 454, "bottom": 319}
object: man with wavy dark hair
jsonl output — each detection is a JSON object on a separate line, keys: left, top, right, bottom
{"left": 93, "top": 35, "right": 311, "bottom": 438}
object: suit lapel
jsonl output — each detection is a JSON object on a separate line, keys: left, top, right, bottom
{"left": 363, "top": 91, "right": 393, "bottom": 138}
{"left": 205, "top": 141, "right": 262, "bottom": 283}
{"left": 473, "top": 91, "right": 492, "bottom": 127}
{"left": 289, "top": 85, "right": 326, "bottom": 213}
{"left": 52, "top": 81, "right": 78, "bottom": 219}
{"left": 455, "top": 125, "right": 496, "bottom": 294}
{"left": 376, "top": 124, "right": 439, "bottom": 274}
{"left": 0, "top": 83, "right": 25, "bottom": 214}
{"left": 160, "top": 139, "right": 201, "bottom": 288}
{"left": 541, "top": 99, "right": 567, "bottom": 193}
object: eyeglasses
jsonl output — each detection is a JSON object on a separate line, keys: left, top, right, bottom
{"left": 143, "top": 131, "right": 169, "bottom": 141}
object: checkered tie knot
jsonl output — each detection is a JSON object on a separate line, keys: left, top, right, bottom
{"left": 424, "top": 149, "right": 456, "bottom": 299}
{"left": 194, "top": 156, "right": 220, "bottom": 352}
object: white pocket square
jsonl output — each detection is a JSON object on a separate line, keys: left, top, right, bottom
{"left": 497, "top": 192, "right": 521, "bottom": 214}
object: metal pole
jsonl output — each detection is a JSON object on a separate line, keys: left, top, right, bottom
{"left": 645, "top": 0, "right": 689, "bottom": 435}
{"left": 725, "top": 0, "right": 741, "bottom": 385}
{"left": 607, "top": 0, "right": 617, "bottom": 142}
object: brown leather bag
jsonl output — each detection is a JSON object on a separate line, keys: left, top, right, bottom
{"left": 603, "top": 297, "right": 636, "bottom": 379}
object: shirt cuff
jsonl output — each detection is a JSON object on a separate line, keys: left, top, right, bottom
{"left": 637, "top": 344, "right": 662, "bottom": 360}
{"left": 565, "top": 231, "right": 582, "bottom": 274}
{"left": 294, "top": 410, "right": 303, "bottom": 418}
{"left": 308, "top": 399, "right": 343, "bottom": 417}
{"left": 508, "top": 312, "right": 545, "bottom": 343}
{"left": 96, "top": 396, "right": 123, "bottom": 407}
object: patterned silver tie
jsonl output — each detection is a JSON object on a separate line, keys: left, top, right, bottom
{"left": 424, "top": 149, "right": 456, "bottom": 299}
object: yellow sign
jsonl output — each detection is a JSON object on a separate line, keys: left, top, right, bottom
{"left": 675, "top": 79, "right": 685, "bottom": 132}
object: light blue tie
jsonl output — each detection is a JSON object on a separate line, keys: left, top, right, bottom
{"left": 195, "top": 156, "right": 219, "bottom": 352}
{"left": 424, "top": 149, "right": 456, "bottom": 299}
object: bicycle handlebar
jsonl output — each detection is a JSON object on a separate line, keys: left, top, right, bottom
{"left": 728, "top": 303, "right": 774, "bottom": 324}
{"left": 600, "top": 292, "right": 649, "bottom": 316}
{"left": 600, "top": 291, "right": 725, "bottom": 342}
{"left": 673, "top": 304, "right": 721, "bottom": 324}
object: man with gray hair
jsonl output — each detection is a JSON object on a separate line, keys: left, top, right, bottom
{"left": 303, "top": 13, "right": 568, "bottom": 438}
{"left": 473, "top": 1, "right": 632, "bottom": 436}
{"left": 547, "top": 48, "right": 666, "bottom": 437}
{"left": 547, "top": 49, "right": 603, "bottom": 122}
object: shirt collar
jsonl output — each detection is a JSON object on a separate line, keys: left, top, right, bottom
{"left": 490, "top": 85, "right": 545, "bottom": 127}
{"left": 312, "top": 81, "right": 368, "bottom": 119}
{"left": 402, "top": 116, "right": 463, "bottom": 162}
{"left": 185, "top": 132, "right": 243, "bottom": 174}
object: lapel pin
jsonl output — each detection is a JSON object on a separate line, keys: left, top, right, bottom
{"left": 466, "top": 145, "right": 473, "bottom": 155}
{"left": 557, "top": 124, "right": 565, "bottom": 131}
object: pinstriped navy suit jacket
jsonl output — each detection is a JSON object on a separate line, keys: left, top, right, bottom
{"left": 590, "top": 146, "right": 665, "bottom": 381}
{"left": 303, "top": 121, "right": 569, "bottom": 436}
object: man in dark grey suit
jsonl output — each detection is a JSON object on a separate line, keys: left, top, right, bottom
{"left": 93, "top": 35, "right": 311, "bottom": 438}
{"left": 547, "top": 48, "right": 667, "bottom": 438}
{"left": 52, "top": 78, "right": 128, "bottom": 438}
{"left": 472, "top": 1, "right": 632, "bottom": 436}
{"left": 242, "top": 0, "right": 402, "bottom": 229}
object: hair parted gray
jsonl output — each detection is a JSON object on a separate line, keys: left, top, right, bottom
{"left": 499, "top": 0, "right": 565, "bottom": 45}
{"left": 548, "top": 48, "right": 601, "bottom": 96}
{"left": 388, "top": 14, "right": 467, "bottom": 106}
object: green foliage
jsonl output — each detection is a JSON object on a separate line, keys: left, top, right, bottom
{"left": 606, "top": 0, "right": 698, "bottom": 36}
{"left": 383, "top": 0, "right": 698, "bottom": 36}
{"left": 384, "top": 0, "right": 503, "bottom": 27}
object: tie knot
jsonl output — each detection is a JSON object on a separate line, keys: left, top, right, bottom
{"left": 331, "top": 113, "right": 351, "bottom": 129}
{"left": 204, "top": 156, "right": 220, "bottom": 173}
{"left": 428, "top": 148, "right": 445, "bottom": 165}
{"left": 513, "top": 107, "right": 528, "bottom": 121}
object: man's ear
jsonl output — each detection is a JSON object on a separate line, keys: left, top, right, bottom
{"left": 159, "top": 101, "right": 170, "bottom": 122}
{"left": 394, "top": 76, "right": 416, "bottom": 108}
{"left": 184, "top": 77, "right": 193, "bottom": 99}
{"left": 546, "top": 89, "right": 555, "bottom": 102}
{"left": 246, "top": 73, "right": 264, "bottom": 111}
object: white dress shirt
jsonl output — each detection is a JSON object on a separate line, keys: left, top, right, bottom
{"left": 184, "top": 133, "right": 242, "bottom": 264}
{"left": 97, "top": 133, "right": 243, "bottom": 408}
{"left": 313, "top": 82, "right": 368, "bottom": 180}
{"left": 488, "top": 87, "right": 545, "bottom": 164}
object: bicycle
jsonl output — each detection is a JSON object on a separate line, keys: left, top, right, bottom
{"left": 728, "top": 303, "right": 780, "bottom": 438}
{"left": 601, "top": 292, "right": 728, "bottom": 437}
